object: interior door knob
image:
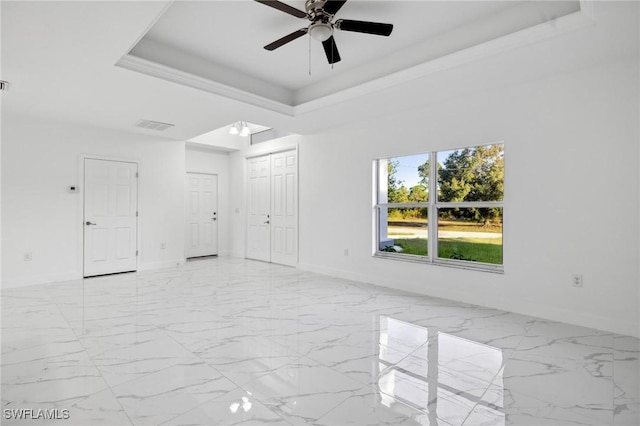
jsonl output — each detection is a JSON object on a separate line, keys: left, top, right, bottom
{"left": 85, "top": 221, "right": 96, "bottom": 226}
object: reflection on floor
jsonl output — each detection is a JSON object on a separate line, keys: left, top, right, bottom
{"left": 1, "top": 258, "right": 638, "bottom": 425}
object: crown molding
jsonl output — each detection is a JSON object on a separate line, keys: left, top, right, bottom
{"left": 117, "top": 1, "right": 595, "bottom": 118}
{"left": 116, "top": 54, "right": 295, "bottom": 116}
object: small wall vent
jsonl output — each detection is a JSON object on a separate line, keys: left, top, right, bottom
{"left": 134, "top": 119, "right": 174, "bottom": 132}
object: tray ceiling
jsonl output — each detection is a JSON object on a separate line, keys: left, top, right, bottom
{"left": 120, "top": 1, "right": 583, "bottom": 114}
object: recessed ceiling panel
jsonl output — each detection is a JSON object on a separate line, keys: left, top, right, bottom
{"left": 122, "top": 1, "right": 582, "bottom": 111}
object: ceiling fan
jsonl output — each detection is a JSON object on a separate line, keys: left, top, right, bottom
{"left": 255, "top": 0, "right": 393, "bottom": 64}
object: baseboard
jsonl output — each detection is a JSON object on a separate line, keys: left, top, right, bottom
{"left": 2, "top": 271, "right": 82, "bottom": 289}
{"left": 297, "top": 262, "right": 640, "bottom": 338}
{"left": 297, "top": 262, "right": 372, "bottom": 287}
{"left": 139, "top": 259, "right": 185, "bottom": 271}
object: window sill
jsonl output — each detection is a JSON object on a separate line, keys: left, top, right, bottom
{"left": 374, "top": 252, "right": 504, "bottom": 274}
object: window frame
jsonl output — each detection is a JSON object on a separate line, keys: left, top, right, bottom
{"left": 374, "top": 144, "right": 504, "bottom": 273}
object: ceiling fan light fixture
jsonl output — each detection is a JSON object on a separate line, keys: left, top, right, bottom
{"left": 309, "top": 23, "right": 333, "bottom": 41}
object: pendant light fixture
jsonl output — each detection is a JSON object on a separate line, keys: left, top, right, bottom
{"left": 229, "top": 121, "right": 251, "bottom": 137}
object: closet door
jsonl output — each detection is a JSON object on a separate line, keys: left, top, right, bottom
{"left": 270, "top": 150, "right": 297, "bottom": 266}
{"left": 247, "top": 155, "right": 271, "bottom": 262}
{"left": 246, "top": 150, "right": 298, "bottom": 266}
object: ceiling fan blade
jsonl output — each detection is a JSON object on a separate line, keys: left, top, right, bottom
{"left": 322, "top": 36, "right": 341, "bottom": 64}
{"left": 323, "top": 0, "right": 348, "bottom": 15}
{"left": 264, "top": 28, "right": 308, "bottom": 51}
{"left": 254, "top": 0, "right": 307, "bottom": 18}
{"left": 335, "top": 19, "right": 393, "bottom": 36}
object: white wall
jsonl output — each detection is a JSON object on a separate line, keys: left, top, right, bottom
{"left": 185, "top": 144, "right": 230, "bottom": 255}
{"left": 2, "top": 114, "right": 186, "bottom": 287}
{"left": 228, "top": 59, "right": 639, "bottom": 336}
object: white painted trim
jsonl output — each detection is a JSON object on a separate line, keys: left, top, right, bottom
{"left": 79, "top": 155, "right": 141, "bottom": 277}
{"left": 294, "top": 4, "right": 596, "bottom": 115}
{"left": 244, "top": 144, "right": 299, "bottom": 160}
{"left": 116, "top": 55, "right": 295, "bottom": 116}
{"left": 297, "top": 262, "right": 373, "bottom": 289}
{"left": 138, "top": 259, "right": 184, "bottom": 271}
{"left": 119, "top": 1, "right": 175, "bottom": 59}
{"left": 297, "top": 260, "right": 638, "bottom": 338}
{"left": 3, "top": 259, "right": 185, "bottom": 289}
{"left": 116, "top": 3, "right": 595, "bottom": 117}
{"left": 2, "top": 272, "right": 83, "bottom": 289}
{"left": 229, "top": 250, "right": 245, "bottom": 259}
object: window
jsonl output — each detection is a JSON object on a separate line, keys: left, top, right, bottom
{"left": 375, "top": 144, "right": 504, "bottom": 271}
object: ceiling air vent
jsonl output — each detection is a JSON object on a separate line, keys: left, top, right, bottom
{"left": 134, "top": 119, "right": 174, "bottom": 132}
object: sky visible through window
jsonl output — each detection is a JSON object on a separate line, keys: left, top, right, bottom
{"left": 393, "top": 153, "right": 428, "bottom": 189}
{"left": 393, "top": 149, "right": 478, "bottom": 189}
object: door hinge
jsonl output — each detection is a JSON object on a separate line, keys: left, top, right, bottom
{"left": 136, "top": 250, "right": 139, "bottom": 256}
{"left": 136, "top": 211, "right": 139, "bottom": 217}
{"left": 136, "top": 172, "right": 139, "bottom": 178}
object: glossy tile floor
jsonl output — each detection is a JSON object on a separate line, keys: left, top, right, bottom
{"left": 2, "top": 258, "right": 638, "bottom": 425}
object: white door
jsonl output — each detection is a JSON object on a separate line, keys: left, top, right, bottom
{"left": 271, "top": 150, "right": 297, "bottom": 266}
{"left": 83, "top": 159, "right": 138, "bottom": 277}
{"left": 247, "top": 155, "right": 271, "bottom": 262}
{"left": 186, "top": 173, "right": 218, "bottom": 258}
{"left": 246, "top": 150, "right": 298, "bottom": 265}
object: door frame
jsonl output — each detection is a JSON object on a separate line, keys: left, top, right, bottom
{"left": 244, "top": 145, "right": 299, "bottom": 265}
{"left": 78, "top": 154, "right": 141, "bottom": 277}
{"left": 185, "top": 171, "right": 219, "bottom": 259}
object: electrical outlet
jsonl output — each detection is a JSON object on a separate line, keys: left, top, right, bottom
{"left": 572, "top": 274, "right": 583, "bottom": 288}
{"left": 24, "top": 252, "right": 32, "bottom": 261}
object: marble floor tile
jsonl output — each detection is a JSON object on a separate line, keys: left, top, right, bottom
{"left": 80, "top": 328, "right": 201, "bottom": 387}
{"left": 1, "top": 350, "right": 110, "bottom": 407}
{"left": 314, "top": 391, "right": 444, "bottom": 426}
{"left": 242, "top": 357, "right": 372, "bottom": 425}
{"left": 162, "top": 388, "right": 291, "bottom": 426}
{"left": 196, "top": 335, "right": 302, "bottom": 386}
{"left": 1, "top": 389, "right": 134, "bottom": 426}
{"left": 614, "top": 334, "right": 640, "bottom": 426}
{"left": 111, "top": 360, "right": 238, "bottom": 425}
{"left": 2, "top": 257, "right": 638, "bottom": 426}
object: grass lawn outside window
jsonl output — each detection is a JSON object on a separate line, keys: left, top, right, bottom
{"left": 375, "top": 144, "right": 504, "bottom": 272}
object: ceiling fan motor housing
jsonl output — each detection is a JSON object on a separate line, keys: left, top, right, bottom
{"left": 306, "top": 0, "right": 330, "bottom": 18}
{"left": 256, "top": 0, "right": 393, "bottom": 65}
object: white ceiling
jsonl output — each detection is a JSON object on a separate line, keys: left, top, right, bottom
{"left": 1, "top": 1, "right": 638, "bottom": 141}
{"left": 138, "top": 1, "right": 522, "bottom": 91}
{"left": 126, "top": 1, "right": 581, "bottom": 107}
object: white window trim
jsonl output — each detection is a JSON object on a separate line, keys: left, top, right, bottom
{"left": 374, "top": 146, "right": 504, "bottom": 273}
